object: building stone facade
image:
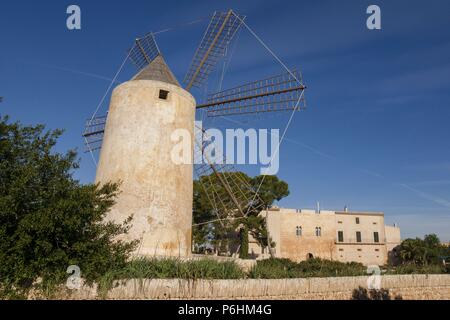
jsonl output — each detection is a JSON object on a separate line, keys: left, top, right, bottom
{"left": 249, "top": 207, "right": 401, "bottom": 266}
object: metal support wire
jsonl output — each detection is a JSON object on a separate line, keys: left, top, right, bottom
{"left": 84, "top": 48, "right": 133, "bottom": 167}
{"left": 239, "top": 17, "right": 306, "bottom": 217}
{"left": 193, "top": 125, "right": 265, "bottom": 227}
{"left": 193, "top": 11, "right": 307, "bottom": 224}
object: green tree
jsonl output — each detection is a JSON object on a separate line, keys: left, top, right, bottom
{"left": 250, "top": 175, "right": 289, "bottom": 209}
{"left": 192, "top": 172, "right": 289, "bottom": 256}
{"left": 0, "top": 115, "right": 136, "bottom": 297}
{"left": 239, "top": 225, "right": 249, "bottom": 259}
{"left": 397, "top": 234, "right": 447, "bottom": 266}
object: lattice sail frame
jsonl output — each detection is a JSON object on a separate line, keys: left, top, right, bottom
{"left": 183, "top": 10, "right": 245, "bottom": 91}
{"left": 82, "top": 32, "right": 161, "bottom": 152}
{"left": 194, "top": 125, "right": 265, "bottom": 224}
{"left": 197, "top": 70, "right": 306, "bottom": 117}
{"left": 128, "top": 32, "right": 161, "bottom": 71}
{"left": 83, "top": 115, "right": 107, "bottom": 152}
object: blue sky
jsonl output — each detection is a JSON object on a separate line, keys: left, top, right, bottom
{"left": 1, "top": 0, "right": 450, "bottom": 241}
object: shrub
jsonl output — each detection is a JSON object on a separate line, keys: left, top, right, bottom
{"left": 352, "top": 286, "right": 402, "bottom": 300}
{"left": 98, "top": 257, "right": 245, "bottom": 292}
{"left": 396, "top": 234, "right": 449, "bottom": 266}
{"left": 0, "top": 115, "right": 136, "bottom": 298}
{"left": 386, "top": 263, "right": 445, "bottom": 275}
{"left": 249, "top": 258, "right": 366, "bottom": 279}
{"left": 239, "top": 226, "right": 249, "bottom": 259}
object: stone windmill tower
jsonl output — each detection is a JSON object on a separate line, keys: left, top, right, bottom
{"left": 95, "top": 56, "right": 195, "bottom": 257}
{"left": 83, "top": 10, "right": 306, "bottom": 257}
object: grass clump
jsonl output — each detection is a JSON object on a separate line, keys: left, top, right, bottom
{"left": 98, "top": 257, "right": 245, "bottom": 292}
{"left": 386, "top": 263, "right": 446, "bottom": 275}
{"left": 248, "top": 258, "right": 367, "bottom": 279}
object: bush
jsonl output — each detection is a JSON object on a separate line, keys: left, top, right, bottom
{"left": 239, "top": 226, "right": 249, "bottom": 259}
{"left": 352, "top": 286, "right": 402, "bottom": 300}
{"left": 249, "top": 258, "right": 366, "bottom": 279}
{"left": 386, "top": 263, "right": 445, "bottom": 275}
{"left": 98, "top": 257, "right": 245, "bottom": 292}
{"left": 0, "top": 115, "right": 136, "bottom": 298}
{"left": 396, "top": 234, "right": 450, "bottom": 266}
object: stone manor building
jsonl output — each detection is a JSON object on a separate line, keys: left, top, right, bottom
{"left": 249, "top": 207, "right": 401, "bottom": 266}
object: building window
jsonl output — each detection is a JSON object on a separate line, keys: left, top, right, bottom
{"left": 356, "top": 217, "right": 360, "bottom": 224}
{"left": 356, "top": 231, "right": 362, "bottom": 243}
{"left": 159, "top": 89, "right": 169, "bottom": 100}
{"left": 338, "top": 231, "right": 344, "bottom": 242}
{"left": 337, "top": 220, "right": 343, "bottom": 224}
{"left": 296, "top": 226, "right": 302, "bottom": 236}
{"left": 373, "top": 232, "right": 379, "bottom": 243}
{"left": 339, "top": 248, "right": 344, "bottom": 252}
{"left": 315, "top": 227, "right": 322, "bottom": 237}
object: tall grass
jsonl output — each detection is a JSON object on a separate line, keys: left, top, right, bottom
{"left": 385, "top": 263, "right": 446, "bottom": 275}
{"left": 248, "top": 258, "right": 367, "bottom": 279}
{"left": 88, "top": 257, "right": 450, "bottom": 296}
{"left": 98, "top": 257, "right": 245, "bottom": 293}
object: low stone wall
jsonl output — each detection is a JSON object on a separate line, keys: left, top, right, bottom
{"left": 61, "top": 274, "right": 450, "bottom": 300}
{"left": 189, "top": 255, "right": 257, "bottom": 272}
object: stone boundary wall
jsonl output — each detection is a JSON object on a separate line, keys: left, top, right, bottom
{"left": 59, "top": 274, "right": 450, "bottom": 300}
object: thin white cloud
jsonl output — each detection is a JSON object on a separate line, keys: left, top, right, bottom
{"left": 408, "top": 180, "right": 450, "bottom": 187}
{"left": 398, "top": 184, "right": 450, "bottom": 208}
{"left": 386, "top": 214, "right": 450, "bottom": 242}
{"left": 405, "top": 162, "right": 450, "bottom": 173}
{"left": 20, "top": 61, "right": 122, "bottom": 84}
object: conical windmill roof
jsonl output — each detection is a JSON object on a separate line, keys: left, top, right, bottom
{"left": 131, "top": 55, "right": 180, "bottom": 87}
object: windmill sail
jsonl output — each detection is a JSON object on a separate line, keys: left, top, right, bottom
{"left": 197, "top": 70, "right": 306, "bottom": 117}
{"left": 82, "top": 114, "right": 107, "bottom": 152}
{"left": 184, "top": 10, "right": 245, "bottom": 91}
{"left": 128, "top": 32, "right": 161, "bottom": 71}
{"left": 194, "top": 125, "right": 264, "bottom": 221}
{"left": 83, "top": 32, "right": 163, "bottom": 153}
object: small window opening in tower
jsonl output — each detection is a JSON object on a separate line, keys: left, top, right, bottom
{"left": 159, "top": 89, "right": 169, "bottom": 100}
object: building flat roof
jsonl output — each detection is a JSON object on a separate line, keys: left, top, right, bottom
{"left": 335, "top": 211, "right": 384, "bottom": 216}
{"left": 268, "top": 207, "right": 384, "bottom": 216}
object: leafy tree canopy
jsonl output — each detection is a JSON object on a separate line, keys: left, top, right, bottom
{"left": 0, "top": 115, "right": 135, "bottom": 297}
{"left": 192, "top": 171, "right": 289, "bottom": 255}
{"left": 396, "top": 234, "right": 449, "bottom": 267}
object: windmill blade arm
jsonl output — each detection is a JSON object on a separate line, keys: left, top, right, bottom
{"left": 184, "top": 10, "right": 245, "bottom": 91}
{"left": 128, "top": 32, "right": 161, "bottom": 71}
{"left": 196, "top": 70, "right": 306, "bottom": 117}
{"left": 83, "top": 137, "right": 103, "bottom": 153}
{"left": 197, "top": 85, "right": 305, "bottom": 109}
{"left": 82, "top": 114, "right": 107, "bottom": 137}
{"left": 194, "top": 125, "right": 265, "bottom": 219}
{"left": 82, "top": 114, "right": 107, "bottom": 153}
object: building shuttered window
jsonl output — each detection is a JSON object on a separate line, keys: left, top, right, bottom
{"left": 374, "top": 232, "right": 379, "bottom": 243}
{"left": 338, "top": 231, "right": 344, "bottom": 242}
{"left": 356, "top": 231, "right": 362, "bottom": 243}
